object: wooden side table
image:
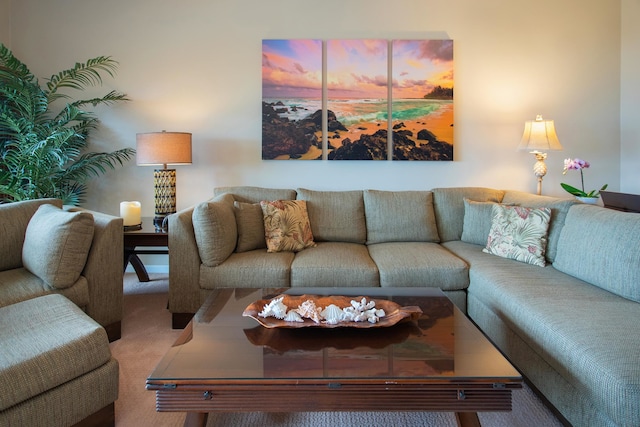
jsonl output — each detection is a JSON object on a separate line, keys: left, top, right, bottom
{"left": 123, "top": 217, "right": 168, "bottom": 282}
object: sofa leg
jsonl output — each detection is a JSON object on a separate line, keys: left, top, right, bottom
{"left": 71, "top": 402, "right": 115, "bottom": 427}
{"left": 172, "top": 312, "right": 194, "bottom": 329}
{"left": 104, "top": 321, "right": 121, "bottom": 342}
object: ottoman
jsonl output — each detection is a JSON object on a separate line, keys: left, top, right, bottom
{"left": 0, "top": 294, "right": 119, "bottom": 427}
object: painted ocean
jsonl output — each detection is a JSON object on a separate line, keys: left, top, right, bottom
{"left": 265, "top": 98, "right": 451, "bottom": 126}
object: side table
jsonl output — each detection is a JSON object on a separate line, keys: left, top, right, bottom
{"left": 123, "top": 217, "right": 168, "bottom": 282}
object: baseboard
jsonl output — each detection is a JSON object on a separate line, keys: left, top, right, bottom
{"left": 124, "top": 264, "right": 169, "bottom": 274}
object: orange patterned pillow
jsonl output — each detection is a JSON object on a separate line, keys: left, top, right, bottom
{"left": 260, "top": 200, "right": 316, "bottom": 253}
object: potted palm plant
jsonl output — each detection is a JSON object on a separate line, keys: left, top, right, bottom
{"left": 0, "top": 44, "right": 134, "bottom": 205}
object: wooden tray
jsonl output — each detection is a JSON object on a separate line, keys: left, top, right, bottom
{"left": 242, "top": 294, "right": 422, "bottom": 329}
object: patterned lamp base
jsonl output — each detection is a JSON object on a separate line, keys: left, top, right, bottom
{"left": 154, "top": 169, "right": 177, "bottom": 230}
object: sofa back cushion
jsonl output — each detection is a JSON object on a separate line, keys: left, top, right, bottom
{"left": 193, "top": 194, "right": 237, "bottom": 267}
{"left": 554, "top": 204, "right": 640, "bottom": 302}
{"left": 364, "top": 190, "right": 439, "bottom": 244}
{"left": 22, "top": 204, "right": 94, "bottom": 289}
{"left": 214, "top": 186, "right": 297, "bottom": 203}
{"left": 0, "top": 198, "right": 63, "bottom": 271}
{"left": 296, "top": 189, "right": 366, "bottom": 243}
{"left": 432, "top": 187, "right": 505, "bottom": 242}
{"left": 502, "top": 190, "right": 577, "bottom": 263}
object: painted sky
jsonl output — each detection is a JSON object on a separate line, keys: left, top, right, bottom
{"left": 392, "top": 40, "right": 454, "bottom": 99}
{"left": 327, "top": 39, "right": 388, "bottom": 100}
{"left": 262, "top": 39, "right": 322, "bottom": 99}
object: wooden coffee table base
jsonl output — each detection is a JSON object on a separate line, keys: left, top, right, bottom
{"left": 148, "top": 382, "right": 518, "bottom": 427}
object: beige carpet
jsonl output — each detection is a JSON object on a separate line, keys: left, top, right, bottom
{"left": 111, "top": 273, "right": 565, "bottom": 427}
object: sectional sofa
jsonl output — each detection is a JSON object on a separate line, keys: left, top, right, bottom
{"left": 168, "top": 186, "right": 640, "bottom": 427}
{"left": 0, "top": 198, "right": 121, "bottom": 426}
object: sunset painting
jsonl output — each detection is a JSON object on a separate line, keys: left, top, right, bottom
{"left": 391, "top": 39, "right": 454, "bottom": 161}
{"left": 262, "top": 39, "right": 323, "bottom": 160}
{"left": 327, "top": 39, "right": 388, "bottom": 160}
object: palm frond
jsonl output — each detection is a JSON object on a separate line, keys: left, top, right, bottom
{"left": 45, "top": 56, "right": 120, "bottom": 96}
{"left": 71, "top": 90, "right": 130, "bottom": 108}
{"left": 0, "top": 44, "right": 34, "bottom": 82}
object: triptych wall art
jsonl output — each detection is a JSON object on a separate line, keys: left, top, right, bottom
{"left": 262, "top": 39, "right": 454, "bottom": 161}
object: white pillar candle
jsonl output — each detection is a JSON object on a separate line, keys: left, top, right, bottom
{"left": 120, "top": 201, "right": 141, "bottom": 226}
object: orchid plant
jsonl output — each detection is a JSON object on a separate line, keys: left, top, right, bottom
{"left": 561, "top": 158, "right": 608, "bottom": 198}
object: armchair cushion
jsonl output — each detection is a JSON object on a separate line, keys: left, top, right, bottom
{"left": 22, "top": 204, "right": 94, "bottom": 289}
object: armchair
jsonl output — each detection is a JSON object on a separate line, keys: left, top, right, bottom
{"left": 0, "top": 198, "right": 123, "bottom": 341}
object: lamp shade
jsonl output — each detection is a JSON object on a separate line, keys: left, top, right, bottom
{"left": 136, "top": 131, "right": 192, "bottom": 166}
{"left": 517, "top": 115, "right": 563, "bottom": 152}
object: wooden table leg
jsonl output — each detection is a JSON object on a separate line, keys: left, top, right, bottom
{"left": 128, "top": 254, "right": 150, "bottom": 282}
{"left": 456, "top": 412, "right": 481, "bottom": 427}
{"left": 184, "top": 412, "right": 208, "bottom": 427}
{"left": 123, "top": 248, "right": 151, "bottom": 282}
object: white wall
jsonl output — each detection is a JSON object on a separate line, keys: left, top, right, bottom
{"left": 621, "top": 0, "right": 640, "bottom": 194}
{"left": 0, "top": 0, "right": 10, "bottom": 47}
{"left": 7, "top": 0, "right": 623, "bottom": 219}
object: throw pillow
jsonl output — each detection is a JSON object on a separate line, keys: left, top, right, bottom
{"left": 233, "top": 201, "right": 266, "bottom": 253}
{"left": 482, "top": 204, "right": 551, "bottom": 267}
{"left": 260, "top": 200, "right": 316, "bottom": 253}
{"left": 461, "top": 199, "right": 515, "bottom": 245}
{"left": 22, "top": 204, "right": 95, "bottom": 289}
{"left": 193, "top": 194, "right": 237, "bottom": 267}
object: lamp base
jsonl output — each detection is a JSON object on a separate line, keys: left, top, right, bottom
{"left": 531, "top": 151, "right": 548, "bottom": 195}
{"left": 153, "top": 216, "right": 168, "bottom": 232}
{"left": 153, "top": 168, "right": 176, "bottom": 232}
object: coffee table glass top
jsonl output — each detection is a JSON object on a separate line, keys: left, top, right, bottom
{"left": 148, "top": 287, "right": 520, "bottom": 384}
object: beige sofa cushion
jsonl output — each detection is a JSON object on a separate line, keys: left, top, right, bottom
{"left": 296, "top": 189, "right": 367, "bottom": 243}
{"left": 364, "top": 190, "right": 439, "bottom": 244}
{"left": 290, "top": 242, "right": 379, "bottom": 287}
{"left": 22, "top": 204, "right": 94, "bottom": 289}
{"left": 368, "top": 241, "right": 469, "bottom": 290}
{"left": 193, "top": 194, "right": 237, "bottom": 267}
{"left": 200, "top": 250, "right": 295, "bottom": 289}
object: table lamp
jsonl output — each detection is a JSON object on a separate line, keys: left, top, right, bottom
{"left": 517, "top": 115, "right": 563, "bottom": 195}
{"left": 136, "top": 131, "right": 192, "bottom": 230}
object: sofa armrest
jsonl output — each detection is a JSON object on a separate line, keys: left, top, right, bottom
{"left": 168, "top": 206, "right": 202, "bottom": 324}
{"left": 68, "top": 208, "right": 124, "bottom": 340}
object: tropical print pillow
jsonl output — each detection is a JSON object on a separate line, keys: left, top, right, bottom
{"left": 483, "top": 204, "right": 551, "bottom": 267}
{"left": 260, "top": 200, "right": 316, "bottom": 253}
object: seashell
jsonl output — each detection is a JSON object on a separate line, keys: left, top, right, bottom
{"left": 320, "top": 304, "right": 344, "bottom": 325}
{"left": 258, "top": 296, "right": 289, "bottom": 319}
{"left": 283, "top": 310, "right": 304, "bottom": 322}
{"left": 295, "top": 299, "right": 322, "bottom": 323}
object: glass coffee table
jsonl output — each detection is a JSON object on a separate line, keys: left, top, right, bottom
{"left": 147, "top": 287, "right": 521, "bottom": 427}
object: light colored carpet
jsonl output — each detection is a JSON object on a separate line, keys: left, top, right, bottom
{"left": 111, "top": 273, "right": 564, "bottom": 427}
